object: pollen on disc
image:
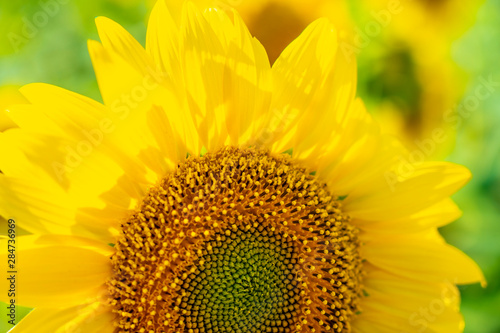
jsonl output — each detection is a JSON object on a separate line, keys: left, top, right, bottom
{"left": 109, "top": 147, "right": 363, "bottom": 333}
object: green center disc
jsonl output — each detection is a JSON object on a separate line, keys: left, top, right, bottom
{"left": 180, "top": 226, "right": 300, "bottom": 332}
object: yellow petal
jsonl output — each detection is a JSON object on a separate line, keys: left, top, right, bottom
{"left": 344, "top": 162, "right": 471, "bottom": 220}
{"left": 356, "top": 282, "right": 463, "bottom": 332}
{"left": 355, "top": 299, "right": 462, "bottom": 333}
{"left": 87, "top": 38, "right": 146, "bottom": 107}
{"left": 180, "top": 3, "right": 228, "bottom": 151}
{"left": 14, "top": 83, "right": 150, "bottom": 188}
{"left": 0, "top": 235, "right": 112, "bottom": 308}
{"left": 314, "top": 99, "right": 387, "bottom": 193}
{"left": 12, "top": 81, "right": 172, "bottom": 210}
{"left": 9, "top": 302, "right": 115, "bottom": 333}
{"left": 267, "top": 18, "right": 357, "bottom": 162}
{"left": 352, "top": 314, "right": 441, "bottom": 333}
{"left": 95, "top": 16, "right": 152, "bottom": 77}
{"left": 146, "top": 0, "right": 181, "bottom": 79}
{"left": 0, "top": 174, "right": 109, "bottom": 242}
{"left": 0, "top": 125, "right": 131, "bottom": 243}
{"left": 355, "top": 198, "right": 462, "bottom": 234}
{"left": 90, "top": 21, "right": 201, "bottom": 157}
{"left": 356, "top": 267, "right": 464, "bottom": 333}
{"left": 0, "top": 129, "right": 67, "bottom": 184}
{"left": 214, "top": 9, "right": 272, "bottom": 147}
{"left": 362, "top": 239, "right": 485, "bottom": 286}
{"left": 177, "top": 4, "right": 273, "bottom": 150}
{"left": 147, "top": 105, "right": 187, "bottom": 168}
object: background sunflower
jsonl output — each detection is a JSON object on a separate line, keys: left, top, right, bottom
{"left": 0, "top": 0, "right": 499, "bottom": 332}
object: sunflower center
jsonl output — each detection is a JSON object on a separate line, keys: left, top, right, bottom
{"left": 181, "top": 226, "right": 301, "bottom": 331}
{"left": 109, "top": 147, "right": 362, "bottom": 333}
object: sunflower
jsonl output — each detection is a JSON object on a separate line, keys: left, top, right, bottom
{"left": 351, "top": 0, "right": 484, "bottom": 154}
{"left": 0, "top": 1, "right": 484, "bottom": 332}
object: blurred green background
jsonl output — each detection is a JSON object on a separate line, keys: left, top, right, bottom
{"left": 0, "top": 0, "right": 499, "bottom": 332}
{"left": 443, "top": 1, "right": 500, "bottom": 330}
